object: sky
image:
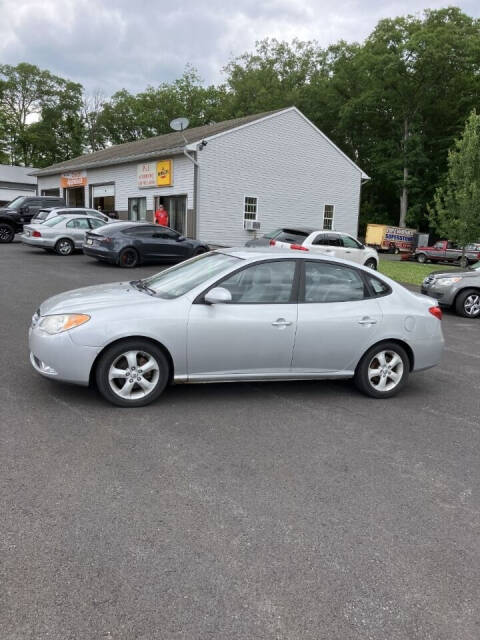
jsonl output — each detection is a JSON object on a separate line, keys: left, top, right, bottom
{"left": 0, "top": 0, "right": 479, "bottom": 96}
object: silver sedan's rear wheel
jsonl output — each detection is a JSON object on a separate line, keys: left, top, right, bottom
{"left": 95, "top": 339, "right": 169, "bottom": 407}
{"left": 55, "top": 238, "right": 74, "bottom": 256}
{"left": 355, "top": 342, "right": 409, "bottom": 398}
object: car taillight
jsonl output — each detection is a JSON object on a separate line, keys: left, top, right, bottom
{"left": 429, "top": 306, "right": 442, "bottom": 320}
{"left": 100, "top": 237, "right": 113, "bottom": 245}
{"left": 290, "top": 244, "right": 308, "bottom": 251}
{"left": 269, "top": 239, "right": 276, "bottom": 246}
{"left": 32, "top": 230, "right": 41, "bottom": 237}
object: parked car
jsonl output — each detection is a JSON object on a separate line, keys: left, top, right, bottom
{"left": 421, "top": 260, "right": 480, "bottom": 318}
{"left": 267, "top": 229, "right": 379, "bottom": 269}
{"left": 0, "top": 195, "right": 65, "bottom": 243}
{"left": 414, "top": 240, "right": 480, "bottom": 267}
{"left": 31, "top": 207, "right": 110, "bottom": 225}
{"left": 245, "top": 226, "right": 315, "bottom": 247}
{"left": 29, "top": 249, "right": 444, "bottom": 407}
{"left": 22, "top": 214, "right": 109, "bottom": 255}
{"left": 82, "top": 222, "right": 210, "bottom": 267}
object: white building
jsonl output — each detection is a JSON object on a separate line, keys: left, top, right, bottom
{"left": 0, "top": 165, "right": 38, "bottom": 206}
{"left": 33, "top": 107, "right": 368, "bottom": 245}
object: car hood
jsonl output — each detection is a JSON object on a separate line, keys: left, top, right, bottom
{"left": 39, "top": 282, "right": 158, "bottom": 315}
{"left": 428, "top": 269, "right": 480, "bottom": 278}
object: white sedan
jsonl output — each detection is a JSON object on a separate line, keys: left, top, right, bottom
{"left": 270, "top": 229, "right": 379, "bottom": 269}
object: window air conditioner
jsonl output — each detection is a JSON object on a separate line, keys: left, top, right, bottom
{"left": 244, "top": 220, "right": 261, "bottom": 231}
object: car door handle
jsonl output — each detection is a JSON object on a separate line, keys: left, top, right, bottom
{"left": 358, "top": 316, "right": 377, "bottom": 325}
{"left": 271, "top": 318, "right": 292, "bottom": 327}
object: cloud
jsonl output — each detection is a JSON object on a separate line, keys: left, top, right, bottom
{"left": 0, "top": 0, "right": 479, "bottom": 96}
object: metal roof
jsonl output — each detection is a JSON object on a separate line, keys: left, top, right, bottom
{"left": 0, "top": 164, "right": 38, "bottom": 184}
{"left": 31, "top": 110, "right": 284, "bottom": 177}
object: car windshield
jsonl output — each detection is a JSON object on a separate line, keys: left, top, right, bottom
{"left": 470, "top": 261, "right": 480, "bottom": 270}
{"left": 44, "top": 217, "right": 65, "bottom": 227}
{"left": 6, "top": 196, "right": 27, "bottom": 210}
{"left": 35, "top": 210, "right": 51, "bottom": 220}
{"left": 143, "top": 252, "right": 241, "bottom": 299}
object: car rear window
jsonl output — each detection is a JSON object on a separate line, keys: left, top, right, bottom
{"left": 44, "top": 217, "right": 65, "bottom": 227}
{"left": 275, "top": 230, "right": 309, "bottom": 244}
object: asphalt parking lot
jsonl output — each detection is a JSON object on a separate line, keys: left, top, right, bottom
{"left": 1, "top": 239, "right": 480, "bottom": 640}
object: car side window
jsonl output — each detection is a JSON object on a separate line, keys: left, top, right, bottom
{"left": 342, "top": 235, "right": 362, "bottom": 249}
{"left": 89, "top": 219, "right": 105, "bottom": 229}
{"left": 218, "top": 260, "right": 296, "bottom": 304}
{"left": 67, "top": 218, "right": 90, "bottom": 229}
{"left": 366, "top": 274, "right": 391, "bottom": 297}
{"left": 155, "top": 228, "right": 178, "bottom": 240}
{"left": 312, "top": 234, "right": 330, "bottom": 246}
{"left": 304, "top": 261, "right": 368, "bottom": 303}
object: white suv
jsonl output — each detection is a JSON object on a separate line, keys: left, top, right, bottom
{"left": 270, "top": 230, "right": 379, "bottom": 269}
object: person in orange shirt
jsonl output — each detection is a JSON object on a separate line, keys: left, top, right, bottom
{"left": 154, "top": 204, "right": 169, "bottom": 226}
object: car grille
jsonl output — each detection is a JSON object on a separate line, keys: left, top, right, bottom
{"left": 423, "top": 275, "right": 435, "bottom": 286}
{"left": 31, "top": 309, "right": 40, "bottom": 327}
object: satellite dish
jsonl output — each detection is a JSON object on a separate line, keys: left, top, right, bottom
{"left": 170, "top": 117, "right": 190, "bottom": 132}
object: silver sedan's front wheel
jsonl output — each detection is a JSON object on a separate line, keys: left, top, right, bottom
{"left": 96, "top": 340, "right": 169, "bottom": 407}
{"left": 355, "top": 342, "right": 409, "bottom": 398}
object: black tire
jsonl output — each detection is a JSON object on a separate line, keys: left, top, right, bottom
{"left": 0, "top": 223, "right": 15, "bottom": 243}
{"left": 364, "top": 258, "right": 377, "bottom": 270}
{"left": 455, "top": 256, "right": 468, "bottom": 269}
{"left": 354, "top": 341, "right": 410, "bottom": 399}
{"left": 394, "top": 247, "right": 400, "bottom": 255}
{"left": 455, "top": 289, "right": 480, "bottom": 319}
{"left": 118, "top": 247, "right": 139, "bottom": 268}
{"left": 95, "top": 339, "right": 170, "bottom": 407}
{"left": 55, "top": 238, "right": 74, "bottom": 256}
{"left": 416, "top": 253, "right": 427, "bottom": 264}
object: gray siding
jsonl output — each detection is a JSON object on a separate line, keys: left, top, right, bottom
{"left": 37, "top": 155, "right": 195, "bottom": 216}
{"left": 198, "top": 109, "right": 362, "bottom": 246}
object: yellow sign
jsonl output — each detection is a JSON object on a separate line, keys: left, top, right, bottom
{"left": 157, "top": 160, "right": 173, "bottom": 187}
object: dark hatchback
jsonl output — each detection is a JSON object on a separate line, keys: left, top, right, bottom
{"left": 83, "top": 222, "right": 210, "bottom": 267}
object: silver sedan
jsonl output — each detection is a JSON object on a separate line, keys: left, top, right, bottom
{"left": 22, "top": 214, "right": 109, "bottom": 255}
{"left": 29, "top": 249, "right": 445, "bottom": 406}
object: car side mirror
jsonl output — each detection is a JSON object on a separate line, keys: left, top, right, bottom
{"left": 204, "top": 287, "right": 232, "bottom": 305}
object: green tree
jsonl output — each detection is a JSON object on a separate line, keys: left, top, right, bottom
{"left": 0, "top": 62, "right": 84, "bottom": 166}
{"left": 431, "top": 110, "right": 480, "bottom": 258}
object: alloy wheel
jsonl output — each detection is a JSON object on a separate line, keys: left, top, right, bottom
{"left": 464, "top": 294, "right": 480, "bottom": 317}
{"left": 57, "top": 240, "right": 73, "bottom": 255}
{"left": 120, "top": 249, "right": 138, "bottom": 267}
{"left": 108, "top": 350, "right": 160, "bottom": 400}
{"left": 0, "top": 225, "right": 14, "bottom": 242}
{"left": 367, "top": 350, "right": 404, "bottom": 392}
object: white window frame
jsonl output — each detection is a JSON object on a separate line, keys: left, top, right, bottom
{"left": 243, "top": 195, "right": 258, "bottom": 228}
{"left": 323, "top": 204, "right": 334, "bottom": 230}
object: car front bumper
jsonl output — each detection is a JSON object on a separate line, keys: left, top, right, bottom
{"left": 29, "top": 325, "right": 100, "bottom": 385}
{"left": 420, "top": 284, "right": 457, "bottom": 306}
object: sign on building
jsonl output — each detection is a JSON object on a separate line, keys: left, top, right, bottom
{"left": 137, "top": 160, "right": 173, "bottom": 188}
{"left": 60, "top": 171, "right": 87, "bottom": 188}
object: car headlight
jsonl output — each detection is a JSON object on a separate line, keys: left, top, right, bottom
{"left": 38, "top": 314, "right": 90, "bottom": 334}
{"left": 435, "top": 277, "right": 463, "bottom": 286}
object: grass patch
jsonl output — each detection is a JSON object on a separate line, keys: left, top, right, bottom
{"left": 378, "top": 260, "right": 459, "bottom": 286}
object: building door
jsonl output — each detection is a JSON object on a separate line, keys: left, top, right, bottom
{"left": 156, "top": 196, "right": 187, "bottom": 235}
{"left": 66, "top": 187, "right": 85, "bottom": 207}
{"left": 128, "top": 197, "right": 146, "bottom": 221}
{"left": 92, "top": 184, "right": 115, "bottom": 214}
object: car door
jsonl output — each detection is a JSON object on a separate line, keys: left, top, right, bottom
{"left": 22, "top": 199, "right": 43, "bottom": 223}
{"left": 66, "top": 218, "right": 91, "bottom": 247}
{"left": 187, "top": 259, "right": 299, "bottom": 378}
{"left": 310, "top": 233, "right": 345, "bottom": 260}
{"left": 150, "top": 227, "right": 188, "bottom": 260}
{"left": 340, "top": 234, "right": 364, "bottom": 264}
{"left": 292, "top": 260, "right": 383, "bottom": 373}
